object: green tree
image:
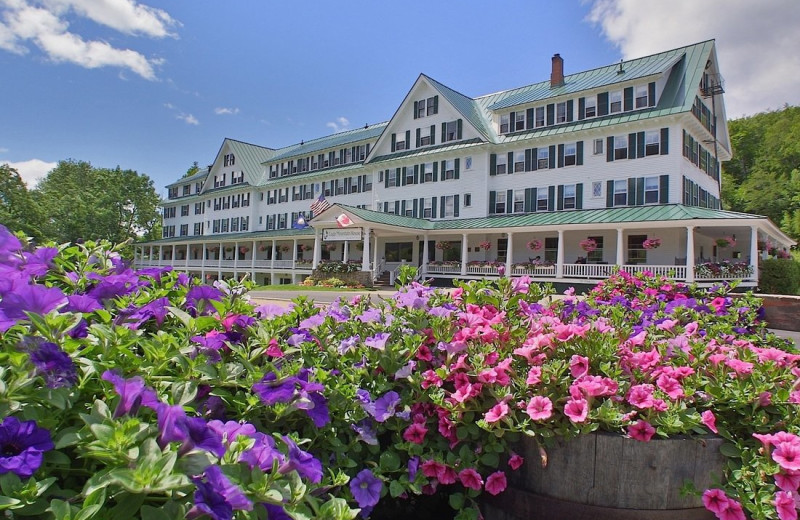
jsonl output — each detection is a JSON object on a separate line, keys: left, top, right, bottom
{"left": 35, "top": 160, "right": 161, "bottom": 244}
{"left": 182, "top": 161, "right": 200, "bottom": 178}
{"left": 0, "top": 164, "right": 45, "bottom": 239}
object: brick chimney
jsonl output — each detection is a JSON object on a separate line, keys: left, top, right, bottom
{"left": 551, "top": 53, "right": 564, "bottom": 88}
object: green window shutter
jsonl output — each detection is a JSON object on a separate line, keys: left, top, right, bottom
{"left": 391, "top": 134, "right": 396, "bottom": 152}
{"left": 383, "top": 201, "right": 388, "bottom": 212}
{"left": 557, "top": 184, "right": 564, "bottom": 210}
{"left": 598, "top": 92, "right": 609, "bottom": 116}
{"left": 624, "top": 87, "right": 633, "bottom": 111}
{"left": 576, "top": 141, "right": 584, "bottom": 165}
{"left": 413, "top": 199, "right": 419, "bottom": 218}
{"left": 384, "top": 170, "right": 389, "bottom": 189}
{"left": 441, "top": 122, "right": 446, "bottom": 143}
{"left": 606, "top": 180, "right": 614, "bottom": 207}
{"left": 648, "top": 82, "right": 656, "bottom": 107}
{"left": 365, "top": 143, "right": 371, "bottom": 157}
{"left": 546, "top": 104, "right": 555, "bottom": 126}
{"left": 661, "top": 128, "right": 669, "bottom": 155}
{"left": 415, "top": 164, "right": 420, "bottom": 184}
{"left": 440, "top": 160, "right": 446, "bottom": 178}
{"left": 440, "top": 196, "right": 446, "bottom": 218}
{"left": 416, "top": 128, "right": 421, "bottom": 148}
{"left": 576, "top": 183, "right": 583, "bottom": 209}
{"left": 627, "top": 178, "right": 636, "bottom": 205}
{"left": 457, "top": 119, "right": 463, "bottom": 139}
{"left": 530, "top": 186, "right": 538, "bottom": 212}
{"left": 509, "top": 111, "right": 516, "bottom": 131}
{"left": 548, "top": 186, "right": 555, "bottom": 211}
{"left": 628, "top": 133, "right": 636, "bottom": 159}
{"left": 489, "top": 191, "right": 497, "bottom": 214}
{"left": 526, "top": 108, "right": 534, "bottom": 128}
{"left": 557, "top": 144, "right": 565, "bottom": 168}
{"left": 636, "top": 177, "right": 645, "bottom": 205}
{"left": 431, "top": 197, "right": 437, "bottom": 216}
{"left": 636, "top": 131, "right": 645, "bottom": 159}
{"left": 607, "top": 136, "right": 614, "bottom": 162}
{"left": 433, "top": 95, "right": 439, "bottom": 114}
{"left": 431, "top": 125, "right": 436, "bottom": 145}
{"left": 432, "top": 160, "right": 438, "bottom": 182}
{"left": 490, "top": 154, "right": 497, "bottom": 176}
{"left": 454, "top": 158, "right": 460, "bottom": 179}
{"left": 659, "top": 174, "right": 669, "bottom": 203}
{"left": 531, "top": 147, "right": 538, "bottom": 171}
{"left": 578, "top": 97, "right": 585, "bottom": 120}
{"left": 506, "top": 189, "right": 513, "bottom": 214}
{"left": 525, "top": 149, "right": 532, "bottom": 171}
{"left": 394, "top": 201, "right": 400, "bottom": 214}
{"left": 524, "top": 188, "right": 533, "bottom": 212}
{"left": 507, "top": 152, "right": 514, "bottom": 174}
{"left": 413, "top": 101, "right": 418, "bottom": 119}
{"left": 405, "top": 130, "right": 411, "bottom": 147}
{"left": 401, "top": 200, "right": 406, "bottom": 214}
{"left": 398, "top": 167, "right": 404, "bottom": 186}
{"left": 454, "top": 194, "right": 460, "bottom": 217}
{"left": 548, "top": 145, "right": 556, "bottom": 169}
{"left": 566, "top": 99, "right": 574, "bottom": 122}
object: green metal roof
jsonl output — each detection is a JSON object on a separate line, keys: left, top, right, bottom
{"left": 266, "top": 123, "right": 388, "bottom": 163}
{"left": 424, "top": 75, "right": 494, "bottom": 141}
{"left": 165, "top": 168, "right": 210, "bottom": 189}
{"left": 337, "top": 204, "right": 768, "bottom": 232}
{"left": 260, "top": 162, "right": 364, "bottom": 187}
{"left": 201, "top": 139, "right": 277, "bottom": 192}
{"left": 369, "top": 138, "right": 485, "bottom": 164}
{"left": 141, "top": 227, "right": 315, "bottom": 246}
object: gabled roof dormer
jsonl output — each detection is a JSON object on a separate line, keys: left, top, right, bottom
{"left": 202, "top": 139, "right": 276, "bottom": 195}
{"left": 365, "top": 74, "right": 492, "bottom": 164}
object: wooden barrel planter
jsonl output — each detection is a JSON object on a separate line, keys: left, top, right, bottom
{"left": 482, "top": 432, "right": 726, "bottom": 520}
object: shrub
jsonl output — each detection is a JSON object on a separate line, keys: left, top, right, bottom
{"left": 320, "top": 277, "right": 346, "bottom": 287}
{"left": 301, "top": 277, "right": 316, "bottom": 286}
{"left": 760, "top": 258, "right": 800, "bottom": 294}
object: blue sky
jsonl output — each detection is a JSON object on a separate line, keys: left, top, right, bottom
{"left": 1, "top": 0, "right": 799, "bottom": 195}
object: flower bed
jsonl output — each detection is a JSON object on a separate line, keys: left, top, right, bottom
{"left": 0, "top": 225, "right": 798, "bottom": 520}
{"left": 695, "top": 261, "right": 753, "bottom": 278}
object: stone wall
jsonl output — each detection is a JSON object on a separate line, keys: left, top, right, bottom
{"left": 759, "top": 294, "right": 800, "bottom": 332}
{"left": 310, "top": 269, "right": 373, "bottom": 288}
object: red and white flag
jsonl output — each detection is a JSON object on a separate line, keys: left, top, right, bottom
{"left": 336, "top": 213, "right": 353, "bottom": 228}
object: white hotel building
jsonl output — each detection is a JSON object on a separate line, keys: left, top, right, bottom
{"left": 138, "top": 40, "right": 794, "bottom": 288}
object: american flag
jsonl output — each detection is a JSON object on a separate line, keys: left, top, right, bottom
{"left": 310, "top": 194, "right": 331, "bottom": 216}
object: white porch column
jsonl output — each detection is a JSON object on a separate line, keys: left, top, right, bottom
{"left": 233, "top": 241, "right": 239, "bottom": 277}
{"left": 312, "top": 229, "right": 321, "bottom": 269}
{"left": 505, "top": 232, "right": 514, "bottom": 277}
{"left": 361, "top": 227, "right": 371, "bottom": 271}
{"left": 616, "top": 228, "right": 625, "bottom": 266}
{"left": 556, "top": 230, "right": 565, "bottom": 278}
{"left": 271, "top": 240, "right": 277, "bottom": 270}
{"left": 372, "top": 234, "right": 380, "bottom": 277}
{"left": 343, "top": 241, "right": 349, "bottom": 263}
{"left": 159, "top": 245, "right": 163, "bottom": 265}
{"left": 421, "top": 234, "right": 429, "bottom": 274}
{"left": 201, "top": 242, "right": 207, "bottom": 267}
{"left": 185, "top": 244, "right": 190, "bottom": 270}
{"left": 749, "top": 225, "right": 759, "bottom": 281}
{"left": 460, "top": 233, "right": 468, "bottom": 276}
{"left": 686, "top": 226, "right": 695, "bottom": 283}
{"left": 250, "top": 239, "right": 257, "bottom": 281}
{"left": 217, "top": 242, "right": 223, "bottom": 271}
{"left": 292, "top": 238, "right": 298, "bottom": 268}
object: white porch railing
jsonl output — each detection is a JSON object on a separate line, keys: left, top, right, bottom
{"left": 466, "top": 265, "right": 499, "bottom": 275}
{"left": 511, "top": 265, "right": 557, "bottom": 277}
{"left": 619, "top": 265, "right": 688, "bottom": 279}
{"left": 562, "top": 263, "right": 616, "bottom": 278}
{"left": 426, "top": 264, "right": 461, "bottom": 274}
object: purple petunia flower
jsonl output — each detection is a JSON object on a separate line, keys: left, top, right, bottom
{"left": 185, "top": 286, "right": 224, "bottom": 316}
{"left": 0, "top": 280, "right": 67, "bottom": 331}
{"left": 155, "top": 404, "right": 224, "bottom": 457}
{"left": 298, "top": 392, "right": 330, "bottom": 427}
{"left": 0, "top": 225, "right": 22, "bottom": 258}
{"left": 338, "top": 335, "right": 361, "bottom": 355}
{"left": 279, "top": 436, "right": 323, "bottom": 484}
{"left": 0, "top": 416, "right": 54, "bottom": 479}
{"left": 298, "top": 313, "right": 325, "bottom": 329}
{"left": 252, "top": 373, "right": 297, "bottom": 405}
{"left": 394, "top": 361, "right": 416, "bottom": 380}
{"left": 350, "top": 468, "right": 383, "bottom": 508}
{"left": 188, "top": 465, "right": 253, "bottom": 520}
{"left": 207, "top": 420, "right": 256, "bottom": 445}
{"left": 20, "top": 247, "right": 58, "bottom": 278}
{"left": 119, "top": 297, "right": 171, "bottom": 329}
{"left": 262, "top": 504, "right": 292, "bottom": 520}
{"left": 240, "top": 433, "right": 285, "bottom": 471}
{"left": 364, "top": 333, "right": 390, "bottom": 351}
{"left": 351, "top": 420, "right": 378, "bottom": 445}
{"left": 101, "top": 371, "right": 159, "bottom": 418}
{"left": 408, "top": 456, "right": 420, "bottom": 480}
{"left": 372, "top": 391, "right": 401, "bottom": 422}
{"left": 29, "top": 342, "right": 77, "bottom": 388}
{"left": 253, "top": 303, "right": 291, "bottom": 319}
{"left": 356, "top": 308, "right": 382, "bottom": 323}
{"left": 65, "top": 294, "right": 102, "bottom": 313}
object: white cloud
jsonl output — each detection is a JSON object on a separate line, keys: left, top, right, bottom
{"left": 5, "top": 158, "right": 57, "bottom": 187}
{"left": 0, "top": 0, "right": 177, "bottom": 80}
{"left": 587, "top": 0, "right": 800, "bottom": 117}
{"left": 214, "top": 107, "right": 239, "bottom": 115}
{"left": 176, "top": 113, "right": 198, "bottom": 125}
{"left": 326, "top": 116, "right": 350, "bottom": 133}
{"left": 0, "top": 147, "right": 8, "bottom": 153}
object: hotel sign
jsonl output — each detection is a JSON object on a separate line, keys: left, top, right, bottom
{"left": 323, "top": 228, "right": 363, "bottom": 241}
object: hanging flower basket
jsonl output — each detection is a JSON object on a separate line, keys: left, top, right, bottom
{"left": 435, "top": 241, "right": 452, "bottom": 250}
{"left": 209, "top": 247, "right": 219, "bottom": 253}
{"left": 258, "top": 245, "right": 267, "bottom": 252}
{"left": 239, "top": 246, "right": 250, "bottom": 254}
{"left": 279, "top": 245, "right": 290, "bottom": 253}
{"left": 527, "top": 239, "right": 543, "bottom": 251}
{"left": 715, "top": 237, "right": 736, "bottom": 248}
{"left": 324, "top": 244, "right": 337, "bottom": 252}
{"left": 579, "top": 238, "right": 598, "bottom": 252}
{"left": 478, "top": 241, "right": 492, "bottom": 251}
{"left": 642, "top": 238, "right": 661, "bottom": 250}
{"left": 355, "top": 243, "right": 363, "bottom": 251}
{"left": 299, "top": 244, "right": 310, "bottom": 252}
{"left": 224, "top": 247, "right": 233, "bottom": 253}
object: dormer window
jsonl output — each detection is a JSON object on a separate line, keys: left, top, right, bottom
{"left": 535, "top": 107, "right": 545, "bottom": 128}
{"left": 636, "top": 85, "right": 649, "bottom": 108}
{"left": 585, "top": 97, "right": 597, "bottom": 118}
{"left": 500, "top": 114, "right": 510, "bottom": 134}
{"left": 395, "top": 139, "right": 406, "bottom": 151}
{"left": 610, "top": 91, "right": 623, "bottom": 114}
{"left": 556, "top": 102, "right": 567, "bottom": 123}
{"left": 223, "top": 153, "right": 235, "bottom": 167}
{"left": 416, "top": 100, "right": 426, "bottom": 118}
{"left": 413, "top": 96, "right": 439, "bottom": 119}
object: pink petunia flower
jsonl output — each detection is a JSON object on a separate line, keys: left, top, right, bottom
{"left": 776, "top": 471, "right": 800, "bottom": 492}
{"left": 701, "top": 410, "right": 718, "bottom": 434}
{"left": 656, "top": 374, "right": 684, "bottom": 400}
{"left": 627, "top": 420, "right": 656, "bottom": 442}
{"left": 458, "top": 468, "right": 483, "bottom": 490}
{"left": 627, "top": 384, "right": 655, "bottom": 409}
{"left": 403, "top": 423, "right": 428, "bottom": 444}
{"left": 485, "top": 401, "right": 510, "bottom": 423}
{"left": 526, "top": 396, "right": 553, "bottom": 421}
{"left": 564, "top": 398, "right": 589, "bottom": 423}
{"left": 702, "top": 488, "right": 730, "bottom": 515}
{"left": 526, "top": 366, "right": 542, "bottom": 385}
{"left": 775, "top": 490, "right": 798, "bottom": 520}
{"left": 569, "top": 355, "right": 589, "bottom": 378}
{"left": 484, "top": 471, "right": 507, "bottom": 495}
{"left": 774, "top": 442, "right": 800, "bottom": 472}
{"left": 508, "top": 453, "right": 524, "bottom": 470}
